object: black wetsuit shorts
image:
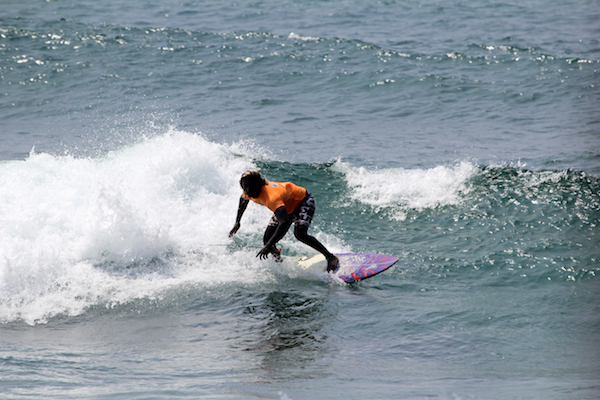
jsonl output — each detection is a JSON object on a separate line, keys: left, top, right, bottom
{"left": 268, "top": 192, "right": 316, "bottom": 228}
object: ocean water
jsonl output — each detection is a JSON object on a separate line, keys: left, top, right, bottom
{"left": 1, "top": 1, "right": 599, "bottom": 399}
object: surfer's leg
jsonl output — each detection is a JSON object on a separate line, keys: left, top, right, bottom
{"left": 293, "top": 225, "right": 330, "bottom": 257}
{"left": 294, "top": 225, "right": 339, "bottom": 272}
{"left": 292, "top": 194, "right": 339, "bottom": 271}
{"left": 264, "top": 215, "right": 288, "bottom": 259}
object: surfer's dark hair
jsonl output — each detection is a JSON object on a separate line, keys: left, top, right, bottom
{"left": 240, "top": 169, "right": 266, "bottom": 189}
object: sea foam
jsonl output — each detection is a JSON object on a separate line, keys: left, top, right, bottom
{"left": 0, "top": 130, "right": 272, "bottom": 324}
{"left": 333, "top": 160, "right": 477, "bottom": 220}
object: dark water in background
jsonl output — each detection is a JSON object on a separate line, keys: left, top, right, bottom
{"left": 2, "top": 0, "right": 599, "bottom": 171}
{"left": 1, "top": 1, "right": 599, "bottom": 399}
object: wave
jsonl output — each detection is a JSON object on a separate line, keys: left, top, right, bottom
{"left": 0, "top": 132, "right": 469, "bottom": 324}
{"left": 1, "top": 131, "right": 597, "bottom": 324}
{"left": 0, "top": 130, "right": 273, "bottom": 324}
{"left": 330, "top": 159, "right": 599, "bottom": 286}
{"left": 331, "top": 159, "right": 599, "bottom": 217}
{"left": 332, "top": 160, "right": 477, "bottom": 221}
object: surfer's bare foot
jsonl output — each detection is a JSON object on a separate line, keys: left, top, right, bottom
{"left": 326, "top": 255, "right": 339, "bottom": 272}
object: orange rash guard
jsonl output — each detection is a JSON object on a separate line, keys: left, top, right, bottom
{"left": 243, "top": 181, "right": 307, "bottom": 214}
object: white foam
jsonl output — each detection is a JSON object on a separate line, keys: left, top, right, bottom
{"left": 288, "top": 32, "right": 321, "bottom": 42}
{"left": 333, "top": 160, "right": 477, "bottom": 220}
{"left": 0, "top": 129, "right": 278, "bottom": 324}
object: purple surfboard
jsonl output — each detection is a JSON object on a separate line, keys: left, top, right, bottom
{"left": 334, "top": 253, "right": 398, "bottom": 282}
{"left": 297, "top": 252, "right": 397, "bottom": 282}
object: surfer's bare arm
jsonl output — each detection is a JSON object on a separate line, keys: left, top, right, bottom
{"left": 229, "top": 197, "right": 249, "bottom": 237}
{"left": 257, "top": 206, "right": 291, "bottom": 259}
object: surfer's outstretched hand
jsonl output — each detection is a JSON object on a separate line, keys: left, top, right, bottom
{"left": 229, "top": 222, "right": 240, "bottom": 237}
{"left": 256, "top": 245, "right": 271, "bottom": 260}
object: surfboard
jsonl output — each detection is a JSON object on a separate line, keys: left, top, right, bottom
{"left": 296, "top": 253, "right": 398, "bottom": 283}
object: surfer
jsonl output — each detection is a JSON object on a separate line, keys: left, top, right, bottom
{"left": 229, "top": 169, "right": 340, "bottom": 272}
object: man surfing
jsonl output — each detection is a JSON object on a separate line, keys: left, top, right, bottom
{"left": 229, "top": 169, "right": 339, "bottom": 272}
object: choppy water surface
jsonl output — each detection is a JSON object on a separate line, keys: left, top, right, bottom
{"left": 1, "top": 1, "right": 599, "bottom": 399}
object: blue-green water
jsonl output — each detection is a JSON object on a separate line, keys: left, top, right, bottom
{"left": 1, "top": 1, "right": 599, "bottom": 399}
